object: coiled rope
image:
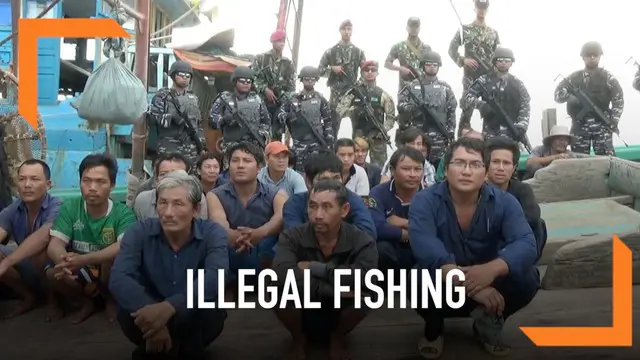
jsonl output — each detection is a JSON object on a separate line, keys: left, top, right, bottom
{"left": 102, "top": 0, "right": 128, "bottom": 59}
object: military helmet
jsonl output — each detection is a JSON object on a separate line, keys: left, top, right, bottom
{"left": 231, "top": 66, "right": 254, "bottom": 82}
{"left": 298, "top": 66, "right": 320, "bottom": 79}
{"left": 492, "top": 47, "right": 515, "bottom": 62}
{"left": 420, "top": 51, "right": 442, "bottom": 66}
{"left": 580, "top": 41, "right": 603, "bottom": 57}
{"left": 169, "top": 60, "right": 192, "bottom": 77}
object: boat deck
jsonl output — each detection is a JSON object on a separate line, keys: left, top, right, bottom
{"left": 1, "top": 286, "right": 639, "bottom": 359}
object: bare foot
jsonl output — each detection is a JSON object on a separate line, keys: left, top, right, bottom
{"left": 44, "top": 301, "right": 64, "bottom": 322}
{"left": 70, "top": 298, "right": 96, "bottom": 324}
{"left": 4, "top": 297, "right": 37, "bottom": 319}
{"left": 105, "top": 299, "right": 117, "bottom": 323}
{"left": 286, "top": 341, "right": 306, "bottom": 360}
{"left": 329, "top": 336, "right": 350, "bottom": 360}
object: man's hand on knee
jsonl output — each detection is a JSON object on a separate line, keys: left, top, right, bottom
{"left": 145, "top": 326, "right": 172, "bottom": 353}
{"left": 471, "top": 287, "right": 504, "bottom": 316}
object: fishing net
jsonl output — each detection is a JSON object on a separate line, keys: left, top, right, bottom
{"left": 0, "top": 80, "right": 47, "bottom": 195}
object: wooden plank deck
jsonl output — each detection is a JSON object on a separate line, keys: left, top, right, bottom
{"left": 1, "top": 286, "right": 639, "bottom": 359}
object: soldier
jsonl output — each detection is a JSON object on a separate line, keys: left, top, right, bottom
{"left": 448, "top": 0, "right": 500, "bottom": 135}
{"left": 210, "top": 66, "right": 271, "bottom": 154}
{"left": 148, "top": 60, "right": 205, "bottom": 167}
{"left": 397, "top": 51, "right": 456, "bottom": 167}
{"left": 278, "top": 66, "right": 334, "bottom": 171}
{"left": 336, "top": 60, "right": 396, "bottom": 167}
{"left": 251, "top": 30, "right": 296, "bottom": 142}
{"left": 463, "top": 47, "right": 531, "bottom": 144}
{"left": 384, "top": 17, "right": 431, "bottom": 92}
{"left": 318, "top": 19, "right": 366, "bottom": 135}
{"left": 554, "top": 42, "right": 623, "bottom": 156}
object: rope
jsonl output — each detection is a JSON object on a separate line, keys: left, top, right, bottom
{"left": 102, "top": 0, "right": 129, "bottom": 59}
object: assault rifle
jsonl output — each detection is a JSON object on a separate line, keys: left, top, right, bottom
{"left": 475, "top": 80, "right": 533, "bottom": 153}
{"left": 166, "top": 91, "right": 205, "bottom": 154}
{"left": 626, "top": 56, "right": 640, "bottom": 69}
{"left": 402, "top": 65, "right": 454, "bottom": 142}
{"left": 291, "top": 95, "right": 328, "bottom": 149}
{"left": 447, "top": 0, "right": 493, "bottom": 79}
{"left": 344, "top": 72, "right": 392, "bottom": 147}
{"left": 217, "top": 95, "right": 266, "bottom": 148}
{"left": 256, "top": 66, "right": 290, "bottom": 105}
{"left": 554, "top": 73, "right": 628, "bottom": 147}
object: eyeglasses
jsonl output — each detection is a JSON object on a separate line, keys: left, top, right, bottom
{"left": 176, "top": 72, "right": 192, "bottom": 78}
{"left": 495, "top": 58, "right": 512, "bottom": 63}
{"left": 363, "top": 68, "right": 377, "bottom": 73}
{"left": 301, "top": 77, "right": 317, "bottom": 82}
{"left": 237, "top": 78, "right": 253, "bottom": 85}
{"left": 423, "top": 62, "right": 439, "bottom": 67}
{"left": 449, "top": 159, "right": 485, "bottom": 170}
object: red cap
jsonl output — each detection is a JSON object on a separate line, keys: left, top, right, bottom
{"left": 265, "top": 141, "right": 290, "bottom": 156}
{"left": 361, "top": 60, "right": 378, "bottom": 70}
{"left": 270, "top": 30, "right": 286, "bottom": 42}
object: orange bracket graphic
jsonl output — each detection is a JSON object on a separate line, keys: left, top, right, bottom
{"left": 520, "top": 235, "right": 633, "bottom": 346}
{"left": 18, "top": 18, "right": 130, "bottom": 129}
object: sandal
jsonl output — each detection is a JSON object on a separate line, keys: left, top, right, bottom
{"left": 473, "top": 322, "right": 511, "bottom": 356}
{"left": 417, "top": 336, "right": 444, "bottom": 359}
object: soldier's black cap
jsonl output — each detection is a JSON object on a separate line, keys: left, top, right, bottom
{"left": 407, "top": 17, "right": 421, "bottom": 26}
{"left": 475, "top": 0, "right": 489, "bottom": 9}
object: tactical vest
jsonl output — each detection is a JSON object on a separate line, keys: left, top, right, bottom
{"left": 352, "top": 85, "right": 384, "bottom": 135}
{"left": 222, "top": 92, "right": 262, "bottom": 142}
{"left": 257, "top": 52, "right": 294, "bottom": 91}
{"left": 484, "top": 74, "right": 521, "bottom": 128}
{"left": 420, "top": 80, "right": 448, "bottom": 132}
{"left": 566, "top": 69, "right": 611, "bottom": 120}
{"left": 290, "top": 92, "right": 323, "bottom": 142}
{"left": 157, "top": 90, "right": 202, "bottom": 140}
{"left": 327, "top": 44, "right": 361, "bottom": 90}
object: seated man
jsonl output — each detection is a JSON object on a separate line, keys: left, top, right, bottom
{"left": 354, "top": 137, "right": 382, "bottom": 189}
{"left": 435, "top": 128, "right": 484, "bottom": 183}
{"left": 134, "top": 153, "right": 207, "bottom": 220}
{"left": 207, "top": 142, "right": 288, "bottom": 281}
{"left": 486, "top": 137, "right": 546, "bottom": 259}
{"left": 335, "top": 138, "right": 370, "bottom": 196}
{"left": 408, "top": 138, "right": 539, "bottom": 358}
{"left": 258, "top": 141, "right": 308, "bottom": 197}
{"left": 283, "top": 152, "right": 377, "bottom": 239}
{"left": 197, "top": 152, "right": 226, "bottom": 193}
{"left": 0, "top": 159, "right": 61, "bottom": 319}
{"left": 273, "top": 180, "right": 377, "bottom": 360}
{"left": 110, "top": 171, "right": 228, "bottom": 360}
{"left": 524, "top": 125, "right": 586, "bottom": 179}
{"left": 381, "top": 127, "right": 435, "bottom": 187}
{"left": 47, "top": 153, "right": 137, "bottom": 323}
{"left": 369, "top": 147, "right": 424, "bottom": 271}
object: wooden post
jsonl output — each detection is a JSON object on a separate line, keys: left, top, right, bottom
{"left": 130, "top": 0, "right": 150, "bottom": 178}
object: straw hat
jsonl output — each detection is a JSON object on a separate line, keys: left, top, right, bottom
{"left": 543, "top": 125, "right": 576, "bottom": 146}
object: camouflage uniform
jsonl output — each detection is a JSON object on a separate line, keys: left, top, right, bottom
{"left": 463, "top": 73, "right": 531, "bottom": 142}
{"left": 318, "top": 43, "right": 366, "bottom": 135}
{"left": 336, "top": 80, "right": 396, "bottom": 167}
{"left": 554, "top": 69, "right": 623, "bottom": 156}
{"left": 278, "top": 89, "right": 334, "bottom": 171}
{"left": 397, "top": 76, "right": 457, "bottom": 164}
{"left": 633, "top": 69, "right": 640, "bottom": 91}
{"left": 385, "top": 39, "right": 431, "bottom": 92}
{"left": 148, "top": 87, "right": 205, "bottom": 166}
{"left": 210, "top": 91, "right": 271, "bottom": 156}
{"left": 251, "top": 50, "right": 296, "bottom": 141}
{"left": 448, "top": 23, "right": 500, "bottom": 134}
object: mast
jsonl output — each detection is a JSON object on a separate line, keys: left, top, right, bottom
{"left": 290, "top": 0, "right": 303, "bottom": 69}
{"left": 130, "top": 0, "right": 150, "bottom": 178}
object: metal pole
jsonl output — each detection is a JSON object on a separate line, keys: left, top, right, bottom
{"left": 9, "top": 0, "right": 21, "bottom": 76}
{"left": 130, "top": 0, "right": 150, "bottom": 178}
{"left": 103, "top": 0, "right": 145, "bottom": 21}
{"left": 290, "top": 0, "right": 303, "bottom": 70}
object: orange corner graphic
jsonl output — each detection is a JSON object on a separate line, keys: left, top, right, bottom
{"left": 18, "top": 18, "right": 130, "bottom": 129}
{"left": 520, "top": 235, "right": 633, "bottom": 347}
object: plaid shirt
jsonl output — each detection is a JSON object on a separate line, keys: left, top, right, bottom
{"left": 380, "top": 158, "right": 436, "bottom": 187}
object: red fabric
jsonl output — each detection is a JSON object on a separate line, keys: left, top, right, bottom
{"left": 361, "top": 60, "right": 378, "bottom": 70}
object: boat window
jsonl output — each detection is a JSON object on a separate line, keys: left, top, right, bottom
{"left": 25, "top": 0, "right": 56, "bottom": 18}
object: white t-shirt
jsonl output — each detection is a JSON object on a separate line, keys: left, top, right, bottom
{"left": 344, "top": 164, "right": 370, "bottom": 196}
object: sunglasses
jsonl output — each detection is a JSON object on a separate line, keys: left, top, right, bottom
{"left": 237, "top": 78, "right": 253, "bottom": 85}
{"left": 176, "top": 72, "right": 192, "bottom": 78}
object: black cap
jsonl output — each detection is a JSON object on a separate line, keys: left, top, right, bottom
{"left": 407, "top": 17, "right": 421, "bottom": 26}
{"left": 475, "top": 0, "right": 489, "bottom": 9}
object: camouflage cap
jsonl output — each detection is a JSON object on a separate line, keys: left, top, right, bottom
{"left": 407, "top": 17, "right": 421, "bottom": 26}
{"left": 475, "top": 0, "right": 489, "bottom": 9}
{"left": 339, "top": 19, "right": 352, "bottom": 30}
